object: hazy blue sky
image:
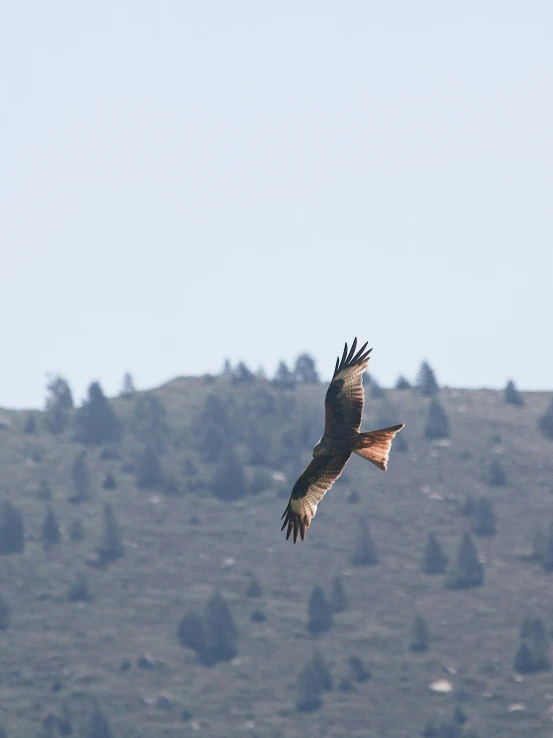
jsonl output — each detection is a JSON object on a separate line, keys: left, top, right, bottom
{"left": 2, "top": 2, "right": 552, "bottom": 409}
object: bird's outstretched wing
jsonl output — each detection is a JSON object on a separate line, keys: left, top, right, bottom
{"left": 324, "top": 338, "right": 372, "bottom": 439}
{"left": 280, "top": 452, "right": 351, "bottom": 543}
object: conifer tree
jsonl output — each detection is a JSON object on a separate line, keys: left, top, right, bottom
{"left": 540, "top": 522, "right": 553, "bottom": 572}
{"left": 212, "top": 443, "right": 247, "bottom": 501}
{"left": 504, "top": 379, "right": 523, "bottom": 406}
{"left": 351, "top": 517, "right": 379, "bottom": 566}
{"left": 538, "top": 399, "right": 553, "bottom": 440}
{"left": 69, "top": 519, "right": 85, "bottom": 542}
{"left": 486, "top": 458, "right": 506, "bottom": 487}
{"left": 231, "top": 362, "right": 255, "bottom": 385}
{"left": 120, "top": 372, "right": 136, "bottom": 399}
{"left": 519, "top": 617, "right": 550, "bottom": 671}
{"left": 177, "top": 613, "right": 207, "bottom": 659}
{"left": 410, "top": 614, "right": 429, "bottom": 652}
{"left": 514, "top": 642, "right": 535, "bottom": 674}
{"left": 347, "top": 655, "right": 372, "bottom": 682}
{"left": 445, "top": 532, "right": 484, "bottom": 589}
{"left": 102, "top": 472, "right": 117, "bottom": 490}
{"left": 329, "top": 575, "right": 348, "bottom": 612}
{"left": 70, "top": 450, "right": 92, "bottom": 503}
{"left": 74, "top": 381, "right": 122, "bottom": 445}
{"left": 0, "top": 501, "right": 25, "bottom": 554}
{"left": 41, "top": 506, "right": 61, "bottom": 549}
{"left": 424, "top": 399, "right": 450, "bottom": 440}
{"left": 131, "top": 395, "right": 169, "bottom": 452}
{"left": 203, "top": 590, "right": 238, "bottom": 665}
{"left": 245, "top": 577, "right": 263, "bottom": 598}
{"left": 395, "top": 375, "right": 412, "bottom": 390}
{"left": 309, "top": 651, "right": 333, "bottom": 691}
{"left": 66, "top": 572, "right": 91, "bottom": 602}
{"left": 135, "top": 446, "right": 164, "bottom": 490}
{"left": 273, "top": 361, "right": 296, "bottom": 389}
{"left": 296, "top": 661, "right": 323, "bottom": 712}
{"left": 0, "top": 594, "right": 11, "bottom": 630}
{"left": 307, "top": 586, "right": 333, "bottom": 635}
{"left": 44, "top": 375, "right": 74, "bottom": 434}
{"left": 471, "top": 497, "right": 496, "bottom": 536}
{"left": 294, "top": 353, "right": 319, "bottom": 384}
{"left": 422, "top": 533, "right": 448, "bottom": 575}
{"left": 23, "top": 413, "right": 37, "bottom": 434}
{"left": 97, "top": 502, "right": 124, "bottom": 565}
{"left": 416, "top": 362, "right": 439, "bottom": 396}
{"left": 37, "top": 479, "right": 52, "bottom": 501}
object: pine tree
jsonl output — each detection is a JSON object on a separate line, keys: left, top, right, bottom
{"left": 351, "top": 517, "right": 379, "bottom": 566}
{"left": 41, "top": 506, "right": 61, "bottom": 549}
{"left": 540, "top": 522, "right": 553, "bottom": 572}
{"left": 231, "top": 362, "right": 255, "bottom": 385}
{"left": 329, "top": 575, "right": 348, "bottom": 612}
{"left": 131, "top": 395, "right": 169, "bottom": 452}
{"left": 0, "top": 501, "right": 25, "bottom": 554}
{"left": 102, "top": 472, "right": 117, "bottom": 490}
{"left": 514, "top": 642, "right": 535, "bottom": 674}
{"left": 538, "top": 400, "right": 553, "bottom": 440}
{"left": 347, "top": 656, "right": 371, "bottom": 682}
{"left": 471, "top": 497, "right": 496, "bottom": 536}
{"left": 422, "top": 533, "right": 448, "bottom": 575}
{"left": 203, "top": 590, "right": 238, "bottom": 665}
{"left": 70, "top": 450, "right": 92, "bottom": 503}
{"left": 307, "top": 586, "right": 333, "bottom": 635}
{"left": 294, "top": 353, "right": 319, "bottom": 384}
{"left": 410, "top": 614, "right": 429, "bottom": 652}
{"left": 69, "top": 519, "right": 85, "bottom": 542}
{"left": 66, "top": 572, "right": 92, "bottom": 602}
{"left": 309, "top": 651, "right": 333, "bottom": 691}
{"left": 44, "top": 375, "right": 74, "bottom": 434}
{"left": 273, "top": 361, "right": 296, "bottom": 389}
{"left": 74, "top": 381, "right": 122, "bottom": 445}
{"left": 0, "top": 594, "right": 11, "bottom": 630}
{"left": 245, "top": 577, "right": 263, "bottom": 598}
{"left": 177, "top": 613, "right": 207, "bottom": 658}
{"left": 519, "top": 617, "right": 550, "bottom": 671}
{"left": 212, "top": 443, "right": 247, "bottom": 501}
{"left": 395, "top": 375, "right": 412, "bottom": 390}
{"left": 424, "top": 399, "right": 450, "bottom": 440}
{"left": 96, "top": 502, "right": 124, "bottom": 565}
{"left": 120, "top": 372, "right": 136, "bottom": 399}
{"left": 23, "top": 413, "right": 37, "bottom": 434}
{"left": 416, "top": 362, "right": 439, "bottom": 396}
{"left": 135, "top": 446, "right": 165, "bottom": 490}
{"left": 486, "top": 458, "right": 506, "bottom": 487}
{"left": 504, "top": 379, "right": 523, "bottom": 406}
{"left": 296, "top": 661, "right": 323, "bottom": 712}
{"left": 37, "top": 479, "right": 52, "bottom": 501}
{"left": 445, "top": 532, "right": 484, "bottom": 589}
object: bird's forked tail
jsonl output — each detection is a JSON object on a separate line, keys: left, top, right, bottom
{"left": 353, "top": 424, "right": 405, "bottom": 471}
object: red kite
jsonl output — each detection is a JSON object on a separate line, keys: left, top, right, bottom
{"left": 281, "top": 339, "right": 404, "bottom": 543}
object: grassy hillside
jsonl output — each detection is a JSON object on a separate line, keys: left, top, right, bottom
{"left": 1, "top": 375, "right": 553, "bottom": 738}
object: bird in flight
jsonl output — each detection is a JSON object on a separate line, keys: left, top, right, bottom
{"left": 281, "top": 338, "right": 404, "bottom": 543}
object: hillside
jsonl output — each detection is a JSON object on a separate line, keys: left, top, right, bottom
{"left": 1, "top": 373, "right": 553, "bottom": 738}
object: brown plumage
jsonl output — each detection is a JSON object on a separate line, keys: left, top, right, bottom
{"left": 281, "top": 338, "right": 405, "bottom": 543}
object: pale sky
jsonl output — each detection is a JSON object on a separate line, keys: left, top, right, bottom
{"left": 2, "top": 2, "right": 552, "bottom": 409}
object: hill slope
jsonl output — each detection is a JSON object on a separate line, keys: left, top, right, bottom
{"left": 1, "top": 377, "right": 553, "bottom": 737}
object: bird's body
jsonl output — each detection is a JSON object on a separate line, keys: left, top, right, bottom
{"left": 281, "top": 338, "right": 404, "bottom": 543}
